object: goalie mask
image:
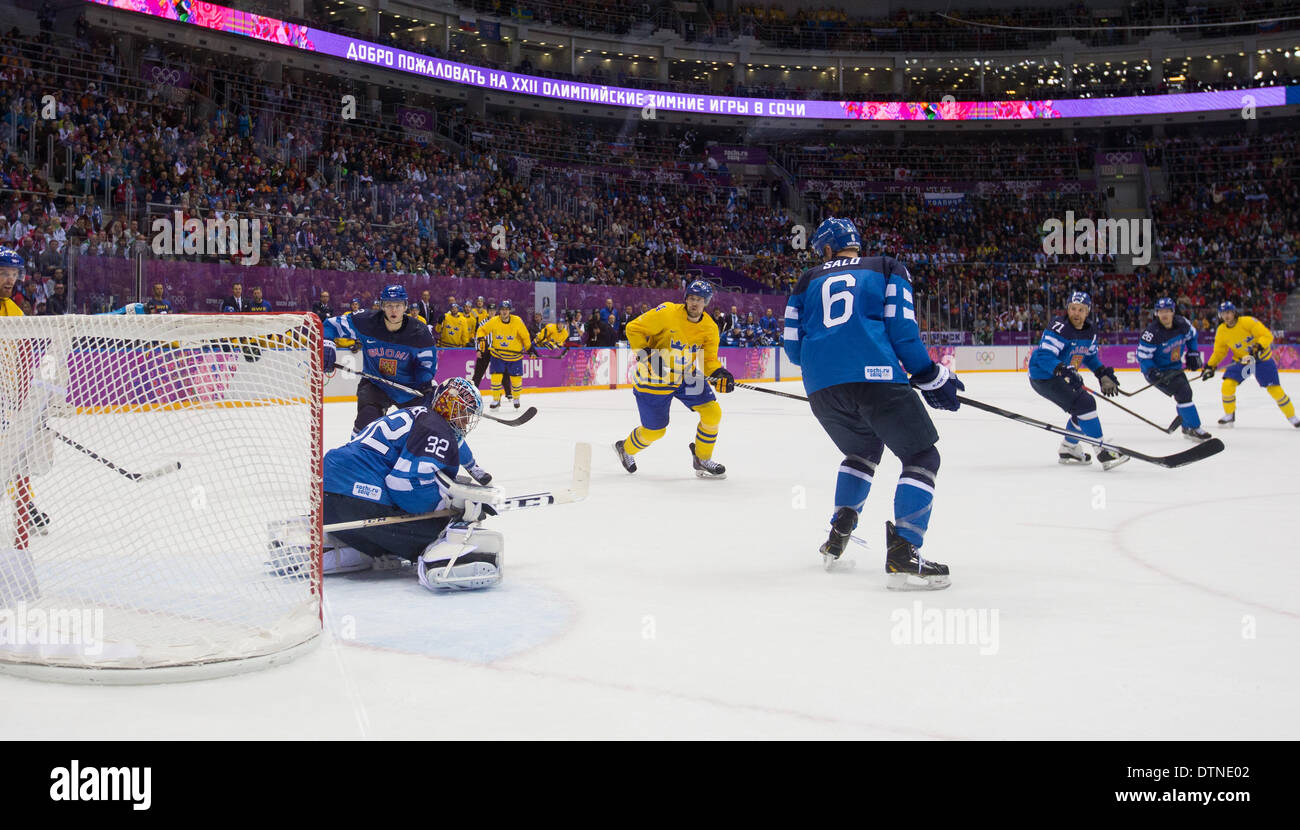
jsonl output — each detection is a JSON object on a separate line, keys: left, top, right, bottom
{"left": 427, "top": 376, "right": 483, "bottom": 437}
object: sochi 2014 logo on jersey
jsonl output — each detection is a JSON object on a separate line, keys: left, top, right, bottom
{"left": 378, "top": 358, "right": 398, "bottom": 376}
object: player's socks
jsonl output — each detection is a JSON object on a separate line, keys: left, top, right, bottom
{"left": 689, "top": 442, "right": 726, "bottom": 479}
{"left": 693, "top": 424, "right": 718, "bottom": 459}
{"left": 833, "top": 456, "right": 873, "bottom": 516}
{"left": 885, "top": 521, "right": 950, "bottom": 591}
{"left": 1266, "top": 385, "right": 1294, "bottom": 419}
{"left": 1176, "top": 401, "right": 1201, "bottom": 429}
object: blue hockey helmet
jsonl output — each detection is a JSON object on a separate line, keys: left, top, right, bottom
{"left": 1218, "top": 301, "right": 1236, "bottom": 314}
{"left": 685, "top": 279, "right": 715, "bottom": 304}
{"left": 0, "top": 246, "right": 24, "bottom": 270}
{"left": 1155, "top": 297, "right": 1175, "bottom": 311}
{"left": 379, "top": 284, "right": 408, "bottom": 303}
{"left": 1067, "top": 291, "right": 1092, "bottom": 308}
{"left": 500, "top": 299, "right": 512, "bottom": 309}
{"left": 809, "top": 217, "right": 862, "bottom": 257}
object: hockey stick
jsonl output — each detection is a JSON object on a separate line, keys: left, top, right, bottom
{"left": 1083, "top": 386, "right": 1183, "bottom": 434}
{"left": 323, "top": 442, "right": 591, "bottom": 532}
{"left": 955, "top": 396, "right": 1224, "bottom": 468}
{"left": 1118, "top": 367, "right": 1187, "bottom": 397}
{"left": 736, "top": 382, "right": 810, "bottom": 402}
{"left": 529, "top": 345, "right": 569, "bottom": 360}
{"left": 53, "top": 431, "right": 183, "bottom": 481}
{"left": 335, "top": 365, "right": 539, "bottom": 426}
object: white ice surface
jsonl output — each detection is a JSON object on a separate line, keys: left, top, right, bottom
{"left": 2, "top": 372, "right": 1297, "bottom": 738}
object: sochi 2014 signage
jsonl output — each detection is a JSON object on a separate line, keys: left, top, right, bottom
{"left": 89, "top": 0, "right": 1295, "bottom": 120}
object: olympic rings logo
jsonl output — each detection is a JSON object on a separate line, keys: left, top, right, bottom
{"left": 148, "top": 67, "right": 183, "bottom": 86}
{"left": 976, "top": 350, "right": 996, "bottom": 364}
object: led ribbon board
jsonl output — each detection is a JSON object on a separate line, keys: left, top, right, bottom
{"left": 89, "top": 0, "right": 1295, "bottom": 119}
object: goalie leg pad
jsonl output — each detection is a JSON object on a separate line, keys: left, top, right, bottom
{"left": 418, "top": 522, "right": 503, "bottom": 591}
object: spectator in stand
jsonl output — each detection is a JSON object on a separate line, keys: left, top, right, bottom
{"left": 143, "top": 282, "right": 172, "bottom": 314}
{"left": 221, "top": 282, "right": 245, "bottom": 313}
{"left": 247, "top": 286, "right": 271, "bottom": 312}
{"left": 413, "top": 289, "right": 434, "bottom": 324}
{"left": 43, "top": 281, "right": 67, "bottom": 315}
{"left": 312, "top": 291, "right": 335, "bottom": 322}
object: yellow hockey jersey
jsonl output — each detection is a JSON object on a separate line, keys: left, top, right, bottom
{"left": 1, "top": 296, "right": 22, "bottom": 316}
{"left": 437, "top": 312, "right": 469, "bottom": 347}
{"left": 478, "top": 314, "right": 532, "bottom": 361}
{"left": 626, "top": 302, "right": 721, "bottom": 394}
{"left": 1209, "top": 315, "right": 1274, "bottom": 364}
{"left": 469, "top": 307, "right": 490, "bottom": 329}
{"left": 536, "top": 322, "right": 568, "bottom": 348}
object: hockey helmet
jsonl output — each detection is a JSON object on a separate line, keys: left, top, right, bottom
{"left": 810, "top": 217, "right": 862, "bottom": 257}
{"left": 1218, "top": 301, "right": 1237, "bottom": 314}
{"left": 1155, "top": 297, "right": 1175, "bottom": 311}
{"left": 379, "top": 284, "right": 408, "bottom": 303}
{"left": 685, "top": 279, "right": 715, "bottom": 303}
{"left": 428, "top": 377, "right": 483, "bottom": 437}
{"left": 1067, "top": 291, "right": 1092, "bottom": 308}
{"left": 0, "top": 246, "right": 24, "bottom": 270}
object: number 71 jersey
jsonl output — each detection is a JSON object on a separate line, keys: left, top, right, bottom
{"left": 783, "top": 255, "right": 933, "bottom": 394}
{"left": 323, "top": 406, "right": 473, "bottom": 515}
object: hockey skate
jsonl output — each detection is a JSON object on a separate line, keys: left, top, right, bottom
{"left": 513, "top": 398, "right": 521, "bottom": 409}
{"left": 1181, "top": 426, "right": 1213, "bottom": 442}
{"left": 489, "top": 399, "right": 501, "bottom": 410}
{"left": 1290, "top": 416, "right": 1300, "bottom": 429}
{"left": 613, "top": 439, "right": 637, "bottom": 473}
{"left": 1057, "top": 439, "right": 1091, "bottom": 465}
{"left": 1098, "top": 449, "right": 1129, "bottom": 470}
{"left": 689, "top": 442, "right": 726, "bottom": 479}
{"left": 1218, "top": 413, "right": 1234, "bottom": 428}
{"left": 885, "top": 521, "right": 950, "bottom": 591}
{"left": 819, "top": 507, "right": 858, "bottom": 572}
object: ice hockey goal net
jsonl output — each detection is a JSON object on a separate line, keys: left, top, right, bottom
{"left": 0, "top": 312, "right": 322, "bottom": 683}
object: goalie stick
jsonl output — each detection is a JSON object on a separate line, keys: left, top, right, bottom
{"left": 322, "top": 442, "right": 591, "bottom": 533}
{"left": 736, "top": 383, "right": 1224, "bottom": 468}
{"left": 333, "top": 365, "right": 538, "bottom": 426}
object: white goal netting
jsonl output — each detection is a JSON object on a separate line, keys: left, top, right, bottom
{"left": 0, "top": 312, "right": 323, "bottom": 682}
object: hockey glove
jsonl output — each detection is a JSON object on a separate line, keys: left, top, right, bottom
{"left": 1200, "top": 365, "right": 1216, "bottom": 381}
{"left": 322, "top": 340, "right": 337, "bottom": 373}
{"left": 708, "top": 366, "right": 736, "bottom": 393}
{"left": 1054, "top": 363, "right": 1084, "bottom": 392}
{"left": 466, "top": 463, "right": 493, "bottom": 486}
{"left": 912, "top": 362, "right": 964, "bottom": 411}
{"left": 1249, "top": 343, "right": 1271, "bottom": 361}
{"left": 1094, "top": 366, "right": 1120, "bottom": 397}
{"left": 458, "top": 500, "right": 499, "bottom": 523}
{"left": 1184, "top": 351, "right": 1202, "bottom": 371}
{"left": 527, "top": 344, "right": 539, "bottom": 358}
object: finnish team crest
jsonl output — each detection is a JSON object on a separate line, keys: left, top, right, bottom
{"left": 378, "top": 358, "right": 398, "bottom": 376}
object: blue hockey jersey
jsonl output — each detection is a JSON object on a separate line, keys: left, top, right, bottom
{"left": 323, "top": 406, "right": 481, "bottom": 515}
{"left": 323, "top": 309, "right": 437, "bottom": 397}
{"left": 1137, "top": 315, "right": 1198, "bottom": 374}
{"left": 1028, "top": 316, "right": 1105, "bottom": 380}
{"left": 783, "top": 255, "right": 932, "bottom": 394}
